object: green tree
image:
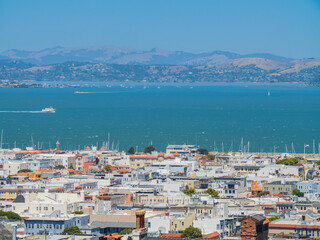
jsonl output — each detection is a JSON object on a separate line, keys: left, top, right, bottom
{"left": 267, "top": 216, "right": 280, "bottom": 222}
{"left": 54, "top": 165, "right": 65, "bottom": 169}
{"left": 68, "top": 166, "right": 74, "bottom": 170}
{"left": 104, "top": 164, "right": 112, "bottom": 172}
{"left": 127, "top": 147, "right": 135, "bottom": 155}
{"left": 293, "top": 188, "right": 304, "bottom": 197}
{"left": 183, "top": 186, "right": 195, "bottom": 197}
{"left": 144, "top": 145, "right": 156, "bottom": 154}
{"left": 120, "top": 228, "right": 134, "bottom": 235}
{"left": 205, "top": 154, "right": 215, "bottom": 160}
{"left": 276, "top": 158, "right": 299, "bottom": 166}
{"left": 17, "top": 169, "right": 32, "bottom": 173}
{"left": 314, "top": 160, "right": 320, "bottom": 165}
{"left": 0, "top": 210, "right": 21, "bottom": 221}
{"left": 73, "top": 211, "right": 84, "bottom": 214}
{"left": 204, "top": 188, "right": 219, "bottom": 198}
{"left": 257, "top": 191, "right": 270, "bottom": 197}
{"left": 181, "top": 226, "right": 202, "bottom": 239}
{"left": 60, "top": 226, "right": 82, "bottom": 235}
{"left": 198, "top": 148, "right": 209, "bottom": 155}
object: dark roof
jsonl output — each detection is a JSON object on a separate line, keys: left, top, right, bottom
{"left": 266, "top": 181, "right": 296, "bottom": 185}
{"left": 13, "top": 195, "right": 25, "bottom": 203}
{"left": 240, "top": 214, "right": 265, "bottom": 223}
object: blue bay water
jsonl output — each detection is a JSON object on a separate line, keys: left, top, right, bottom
{"left": 0, "top": 84, "right": 319, "bottom": 153}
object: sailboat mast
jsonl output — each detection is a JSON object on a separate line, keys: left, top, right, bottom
{"left": 31, "top": 136, "right": 34, "bottom": 149}
{"left": 291, "top": 142, "right": 295, "bottom": 154}
{"left": 313, "top": 139, "right": 315, "bottom": 157}
{"left": 0, "top": 130, "right": 3, "bottom": 150}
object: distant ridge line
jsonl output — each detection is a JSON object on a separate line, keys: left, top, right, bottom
{"left": 0, "top": 45, "right": 295, "bottom": 66}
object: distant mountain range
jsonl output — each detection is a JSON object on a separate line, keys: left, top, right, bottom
{"left": 1, "top": 45, "right": 320, "bottom": 84}
{"left": 0, "top": 45, "right": 295, "bottom": 65}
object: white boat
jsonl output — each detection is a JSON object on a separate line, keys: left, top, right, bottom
{"left": 42, "top": 107, "right": 56, "bottom": 113}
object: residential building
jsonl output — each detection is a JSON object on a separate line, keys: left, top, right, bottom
{"left": 263, "top": 181, "right": 296, "bottom": 195}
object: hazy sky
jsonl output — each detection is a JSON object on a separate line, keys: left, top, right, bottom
{"left": 1, "top": 0, "right": 320, "bottom": 58}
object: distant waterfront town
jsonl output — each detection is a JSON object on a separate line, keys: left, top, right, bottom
{"left": 0, "top": 142, "right": 320, "bottom": 240}
{"left": 0, "top": 80, "right": 80, "bottom": 88}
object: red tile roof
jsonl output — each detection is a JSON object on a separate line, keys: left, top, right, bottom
{"left": 263, "top": 219, "right": 271, "bottom": 224}
{"left": 203, "top": 232, "right": 220, "bottom": 239}
{"left": 269, "top": 223, "right": 320, "bottom": 229}
{"left": 159, "top": 233, "right": 181, "bottom": 238}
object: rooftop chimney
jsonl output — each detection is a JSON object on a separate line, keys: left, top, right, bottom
{"left": 135, "top": 209, "right": 146, "bottom": 229}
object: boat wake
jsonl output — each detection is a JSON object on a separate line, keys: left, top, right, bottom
{"left": 0, "top": 111, "right": 45, "bottom": 113}
{"left": 74, "top": 91, "right": 129, "bottom": 94}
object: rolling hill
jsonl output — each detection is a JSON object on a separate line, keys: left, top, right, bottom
{"left": 0, "top": 45, "right": 294, "bottom": 66}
